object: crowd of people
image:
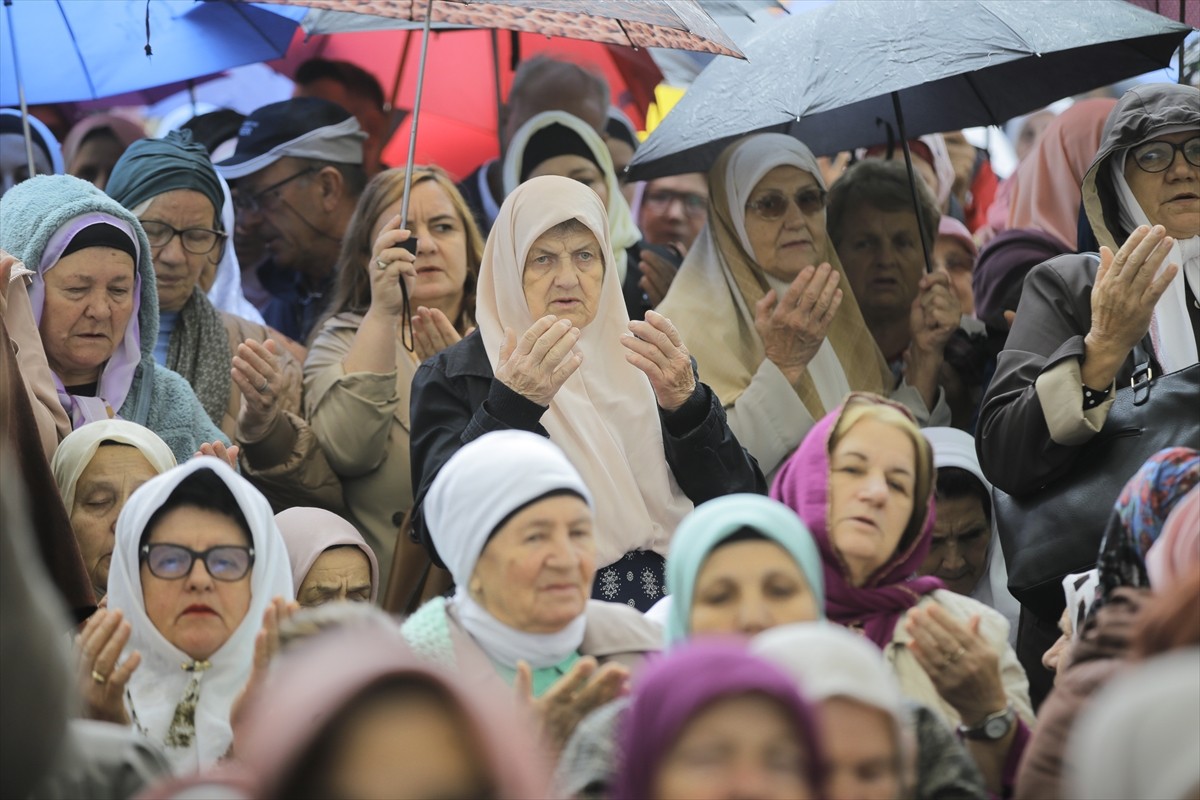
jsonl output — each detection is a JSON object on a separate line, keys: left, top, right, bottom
{"left": 1, "top": 51, "right": 1197, "bottom": 800}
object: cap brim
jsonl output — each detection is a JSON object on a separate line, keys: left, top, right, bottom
{"left": 214, "top": 151, "right": 283, "bottom": 180}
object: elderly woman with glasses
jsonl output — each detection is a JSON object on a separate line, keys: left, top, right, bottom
{"left": 106, "top": 132, "right": 305, "bottom": 442}
{"left": 658, "top": 133, "right": 947, "bottom": 482}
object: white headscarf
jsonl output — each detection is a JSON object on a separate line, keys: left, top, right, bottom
{"left": 502, "top": 111, "right": 641, "bottom": 286}
{"left": 476, "top": 175, "right": 694, "bottom": 567}
{"left": 106, "top": 457, "right": 293, "bottom": 773}
{"left": 425, "top": 430, "right": 593, "bottom": 669}
{"left": 205, "top": 172, "right": 264, "bottom": 325}
{"left": 1111, "top": 128, "right": 1200, "bottom": 374}
{"left": 1066, "top": 647, "right": 1200, "bottom": 800}
{"left": 924, "top": 427, "right": 1020, "bottom": 642}
{"left": 50, "top": 419, "right": 177, "bottom": 511}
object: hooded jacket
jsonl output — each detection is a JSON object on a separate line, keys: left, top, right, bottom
{"left": 977, "top": 84, "right": 1199, "bottom": 496}
{"left": 0, "top": 175, "right": 227, "bottom": 462}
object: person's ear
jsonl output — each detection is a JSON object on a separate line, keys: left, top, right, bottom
{"left": 316, "top": 166, "right": 345, "bottom": 211}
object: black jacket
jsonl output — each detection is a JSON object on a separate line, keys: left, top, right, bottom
{"left": 409, "top": 331, "right": 766, "bottom": 565}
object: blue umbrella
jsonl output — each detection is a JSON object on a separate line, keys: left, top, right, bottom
{"left": 0, "top": 0, "right": 305, "bottom": 106}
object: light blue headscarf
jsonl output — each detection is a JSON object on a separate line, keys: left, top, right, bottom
{"left": 665, "top": 494, "right": 825, "bottom": 645}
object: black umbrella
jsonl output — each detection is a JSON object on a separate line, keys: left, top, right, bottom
{"left": 629, "top": 0, "right": 1191, "bottom": 267}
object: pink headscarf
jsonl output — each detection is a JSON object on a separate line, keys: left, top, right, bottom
{"left": 61, "top": 114, "right": 146, "bottom": 169}
{"left": 235, "top": 628, "right": 552, "bottom": 799}
{"left": 274, "top": 507, "right": 380, "bottom": 604}
{"left": 770, "top": 393, "right": 941, "bottom": 649}
{"left": 1005, "top": 98, "right": 1118, "bottom": 250}
{"left": 1145, "top": 487, "right": 1200, "bottom": 592}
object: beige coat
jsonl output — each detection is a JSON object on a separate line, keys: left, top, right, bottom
{"left": 884, "top": 589, "right": 1035, "bottom": 728}
{"left": 304, "top": 313, "right": 419, "bottom": 589}
{"left": 216, "top": 312, "right": 304, "bottom": 441}
{"left": 3, "top": 262, "right": 70, "bottom": 460}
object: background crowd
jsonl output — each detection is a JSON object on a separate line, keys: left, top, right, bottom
{"left": 1, "top": 18, "right": 1198, "bottom": 800}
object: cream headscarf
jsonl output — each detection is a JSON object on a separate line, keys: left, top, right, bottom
{"left": 476, "top": 175, "right": 692, "bottom": 567}
{"left": 503, "top": 110, "right": 641, "bottom": 286}
{"left": 106, "top": 457, "right": 294, "bottom": 774}
{"left": 658, "top": 133, "right": 890, "bottom": 420}
{"left": 50, "top": 419, "right": 177, "bottom": 512}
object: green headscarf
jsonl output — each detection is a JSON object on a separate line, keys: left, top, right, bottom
{"left": 106, "top": 130, "right": 223, "bottom": 217}
{"left": 665, "top": 494, "right": 825, "bottom": 645}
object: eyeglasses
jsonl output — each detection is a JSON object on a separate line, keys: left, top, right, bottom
{"left": 232, "top": 167, "right": 318, "bottom": 214}
{"left": 140, "top": 220, "right": 227, "bottom": 256}
{"left": 1130, "top": 136, "right": 1200, "bottom": 174}
{"left": 140, "top": 543, "right": 255, "bottom": 582}
{"left": 643, "top": 189, "right": 708, "bottom": 218}
{"left": 746, "top": 187, "right": 827, "bottom": 220}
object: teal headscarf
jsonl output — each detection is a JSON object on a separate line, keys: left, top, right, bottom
{"left": 665, "top": 494, "right": 825, "bottom": 645}
{"left": 107, "top": 130, "right": 223, "bottom": 217}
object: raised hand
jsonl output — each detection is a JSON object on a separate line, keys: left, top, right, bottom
{"left": 196, "top": 440, "right": 240, "bottom": 470}
{"left": 905, "top": 604, "right": 1007, "bottom": 726}
{"left": 638, "top": 246, "right": 682, "bottom": 308}
{"left": 515, "top": 655, "right": 629, "bottom": 756}
{"left": 753, "top": 263, "right": 842, "bottom": 386}
{"left": 229, "top": 597, "right": 298, "bottom": 733}
{"left": 909, "top": 271, "right": 961, "bottom": 358}
{"left": 75, "top": 609, "right": 141, "bottom": 725}
{"left": 233, "top": 338, "right": 284, "bottom": 443}
{"left": 413, "top": 306, "right": 464, "bottom": 362}
{"left": 368, "top": 215, "right": 417, "bottom": 319}
{"left": 621, "top": 309, "right": 697, "bottom": 412}
{"left": 495, "top": 315, "right": 583, "bottom": 407}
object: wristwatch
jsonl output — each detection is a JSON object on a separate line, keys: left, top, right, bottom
{"left": 957, "top": 705, "right": 1016, "bottom": 741}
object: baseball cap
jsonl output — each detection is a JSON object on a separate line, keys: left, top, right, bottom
{"left": 215, "top": 97, "right": 366, "bottom": 180}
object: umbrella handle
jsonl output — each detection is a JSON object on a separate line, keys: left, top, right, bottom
{"left": 890, "top": 91, "right": 934, "bottom": 275}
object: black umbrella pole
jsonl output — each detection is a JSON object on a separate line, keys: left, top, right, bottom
{"left": 890, "top": 92, "right": 934, "bottom": 274}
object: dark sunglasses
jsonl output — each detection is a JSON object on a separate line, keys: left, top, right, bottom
{"left": 1130, "top": 136, "right": 1200, "bottom": 174}
{"left": 746, "top": 187, "right": 827, "bottom": 220}
{"left": 140, "top": 543, "right": 254, "bottom": 582}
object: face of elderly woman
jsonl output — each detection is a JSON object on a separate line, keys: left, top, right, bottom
{"left": 828, "top": 419, "right": 916, "bottom": 587}
{"left": 305, "top": 683, "right": 492, "bottom": 799}
{"left": 744, "top": 165, "right": 828, "bottom": 283}
{"left": 522, "top": 220, "right": 605, "bottom": 330}
{"left": 39, "top": 247, "right": 136, "bottom": 387}
{"left": 820, "top": 698, "right": 902, "bottom": 800}
{"left": 71, "top": 444, "right": 159, "bottom": 594}
{"left": 690, "top": 540, "right": 820, "bottom": 638}
{"left": 837, "top": 206, "right": 924, "bottom": 324}
{"left": 528, "top": 154, "right": 610, "bottom": 208}
{"left": 1123, "top": 131, "right": 1200, "bottom": 241}
{"left": 652, "top": 693, "right": 816, "bottom": 800}
{"left": 298, "top": 546, "right": 373, "bottom": 607}
{"left": 469, "top": 494, "right": 596, "bottom": 634}
{"left": 140, "top": 505, "right": 253, "bottom": 660}
{"left": 372, "top": 179, "right": 469, "bottom": 312}
{"left": 139, "top": 189, "right": 220, "bottom": 313}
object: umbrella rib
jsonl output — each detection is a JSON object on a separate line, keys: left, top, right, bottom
{"left": 959, "top": 70, "right": 1002, "bottom": 126}
{"left": 56, "top": 0, "right": 98, "bottom": 98}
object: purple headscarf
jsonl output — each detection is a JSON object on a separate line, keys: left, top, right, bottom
{"left": 770, "top": 393, "right": 942, "bottom": 649}
{"left": 613, "top": 640, "right": 825, "bottom": 800}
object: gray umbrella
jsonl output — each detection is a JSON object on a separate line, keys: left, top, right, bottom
{"left": 628, "top": 0, "right": 1193, "bottom": 182}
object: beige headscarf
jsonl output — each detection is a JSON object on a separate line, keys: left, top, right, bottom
{"left": 476, "top": 175, "right": 692, "bottom": 567}
{"left": 658, "top": 133, "right": 890, "bottom": 420}
{"left": 50, "top": 419, "right": 177, "bottom": 512}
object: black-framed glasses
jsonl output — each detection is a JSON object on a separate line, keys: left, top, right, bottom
{"left": 140, "top": 543, "right": 255, "bottom": 582}
{"left": 1130, "top": 136, "right": 1200, "bottom": 174}
{"left": 746, "top": 187, "right": 828, "bottom": 220}
{"left": 140, "top": 220, "right": 227, "bottom": 256}
{"left": 232, "top": 167, "right": 318, "bottom": 214}
{"left": 644, "top": 189, "right": 708, "bottom": 218}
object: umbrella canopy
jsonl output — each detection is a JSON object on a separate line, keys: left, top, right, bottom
{"left": 0, "top": 0, "right": 305, "bottom": 106}
{"left": 253, "top": 0, "right": 743, "bottom": 56}
{"left": 628, "top": 0, "right": 1193, "bottom": 181}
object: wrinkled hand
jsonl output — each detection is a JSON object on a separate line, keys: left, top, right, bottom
{"left": 413, "top": 306, "right": 464, "bottom": 362}
{"left": 229, "top": 597, "right": 298, "bottom": 734}
{"left": 369, "top": 215, "right": 417, "bottom": 318}
{"left": 622, "top": 310, "right": 697, "bottom": 412}
{"left": 906, "top": 605, "right": 1007, "bottom": 725}
{"left": 638, "top": 246, "right": 682, "bottom": 308}
{"left": 909, "top": 271, "right": 961, "bottom": 357}
{"left": 515, "top": 656, "right": 629, "bottom": 756}
{"left": 496, "top": 316, "right": 582, "bottom": 407}
{"left": 196, "top": 440, "right": 240, "bottom": 470}
{"left": 233, "top": 338, "right": 283, "bottom": 443}
{"left": 1088, "top": 225, "right": 1178, "bottom": 362}
{"left": 754, "top": 263, "right": 842, "bottom": 386}
{"left": 75, "top": 609, "right": 141, "bottom": 725}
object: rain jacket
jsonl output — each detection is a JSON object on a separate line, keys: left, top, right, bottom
{"left": 977, "top": 84, "right": 1200, "bottom": 495}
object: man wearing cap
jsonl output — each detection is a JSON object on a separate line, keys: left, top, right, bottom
{"left": 217, "top": 97, "right": 367, "bottom": 342}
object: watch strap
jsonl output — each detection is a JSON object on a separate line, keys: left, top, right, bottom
{"left": 957, "top": 704, "right": 1015, "bottom": 741}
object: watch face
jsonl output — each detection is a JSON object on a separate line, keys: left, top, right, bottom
{"left": 984, "top": 715, "right": 1010, "bottom": 739}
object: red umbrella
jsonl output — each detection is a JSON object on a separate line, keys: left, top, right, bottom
{"left": 274, "top": 28, "right": 664, "bottom": 178}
